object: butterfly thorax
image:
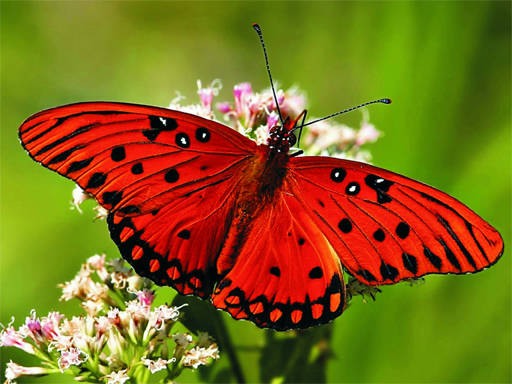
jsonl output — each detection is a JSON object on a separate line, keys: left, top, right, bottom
{"left": 216, "top": 147, "right": 290, "bottom": 275}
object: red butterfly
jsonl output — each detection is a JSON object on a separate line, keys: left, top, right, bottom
{"left": 19, "top": 25, "right": 503, "bottom": 331}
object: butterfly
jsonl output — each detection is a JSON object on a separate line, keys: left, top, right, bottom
{"left": 19, "top": 25, "right": 503, "bottom": 331}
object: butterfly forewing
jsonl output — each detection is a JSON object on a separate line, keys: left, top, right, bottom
{"left": 289, "top": 156, "right": 504, "bottom": 285}
{"left": 19, "top": 102, "right": 256, "bottom": 215}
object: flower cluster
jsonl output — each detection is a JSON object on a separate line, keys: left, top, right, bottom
{"left": 169, "top": 80, "right": 380, "bottom": 160}
{"left": 1, "top": 255, "right": 219, "bottom": 384}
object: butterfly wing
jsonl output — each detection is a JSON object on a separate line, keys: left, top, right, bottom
{"left": 20, "top": 102, "right": 257, "bottom": 297}
{"left": 19, "top": 102, "right": 255, "bottom": 215}
{"left": 211, "top": 189, "right": 346, "bottom": 331}
{"left": 288, "top": 157, "right": 504, "bottom": 285}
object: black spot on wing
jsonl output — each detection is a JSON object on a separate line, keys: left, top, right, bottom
{"left": 330, "top": 168, "right": 346, "bottom": 183}
{"left": 402, "top": 253, "right": 418, "bottom": 274}
{"left": 365, "top": 174, "right": 394, "bottom": 203}
{"left": 396, "top": 222, "right": 410, "bottom": 239}
{"left": 423, "top": 246, "right": 442, "bottom": 270}
{"left": 440, "top": 239, "right": 462, "bottom": 271}
{"left": 436, "top": 214, "right": 477, "bottom": 269}
{"left": 357, "top": 269, "right": 377, "bottom": 282}
{"left": 131, "top": 163, "right": 144, "bottom": 175}
{"left": 176, "top": 133, "right": 190, "bottom": 148}
{"left": 270, "top": 267, "right": 280, "bottom": 277}
{"left": 34, "top": 125, "right": 94, "bottom": 156}
{"left": 118, "top": 205, "right": 140, "bottom": 214}
{"left": 308, "top": 267, "right": 323, "bottom": 279}
{"left": 111, "top": 146, "right": 126, "bottom": 162}
{"left": 177, "top": 229, "right": 191, "bottom": 239}
{"left": 380, "top": 262, "right": 399, "bottom": 281}
{"left": 338, "top": 218, "right": 352, "bottom": 233}
{"left": 86, "top": 172, "right": 107, "bottom": 189}
{"left": 102, "top": 191, "right": 123, "bottom": 207}
{"left": 48, "top": 145, "right": 85, "bottom": 165}
{"left": 67, "top": 158, "right": 93, "bottom": 173}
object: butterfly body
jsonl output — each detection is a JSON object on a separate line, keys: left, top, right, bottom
{"left": 20, "top": 101, "right": 503, "bottom": 330}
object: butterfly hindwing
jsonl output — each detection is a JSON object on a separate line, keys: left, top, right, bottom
{"left": 19, "top": 102, "right": 256, "bottom": 215}
{"left": 288, "top": 157, "right": 504, "bottom": 285}
{"left": 211, "top": 191, "right": 346, "bottom": 330}
{"left": 107, "top": 171, "right": 240, "bottom": 298}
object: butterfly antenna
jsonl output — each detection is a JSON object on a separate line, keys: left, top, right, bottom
{"left": 253, "top": 23, "right": 285, "bottom": 127}
{"left": 297, "top": 109, "right": 307, "bottom": 147}
{"left": 293, "top": 98, "right": 392, "bottom": 131}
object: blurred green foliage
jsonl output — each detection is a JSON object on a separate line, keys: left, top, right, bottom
{"left": 1, "top": 1, "right": 510, "bottom": 383}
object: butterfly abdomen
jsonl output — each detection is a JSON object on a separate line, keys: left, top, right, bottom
{"left": 216, "top": 149, "right": 289, "bottom": 275}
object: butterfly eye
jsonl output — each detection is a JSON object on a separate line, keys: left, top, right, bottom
{"left": 288, "top": 132, "right": 297, "bottom": 147}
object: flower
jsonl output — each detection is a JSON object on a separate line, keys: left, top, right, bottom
{"left": 141, "top": 357, "right": 176, "bottom": 374}
{"left": 71, "top": 185, "right": 91, "bottom": 213}
{"left": 0, "top": 326, "right": 36, "bottom": 354}
{"left": 57, "top": 347, "right": 88, "bottom": 371}
{"left": 136, "top": 289, "right": 155, "bottom": 307}
{"left": 5, "top": 361, "right": 48, "bottom": 383}
{"left": 355, "top": 121, "right": 380, "bottom": 146}
{"left": 182, "top": 344, "right": 220, "bottom": 369}
{"left": 93, "top": 205, "right": 109, "bottom": 221}
{"left": 103, "top": 369, "right": 130, "bottom": 384}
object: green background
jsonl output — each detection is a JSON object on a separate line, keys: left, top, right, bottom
{"left": 1, "top": 1, "right": 510, "bottom": 383}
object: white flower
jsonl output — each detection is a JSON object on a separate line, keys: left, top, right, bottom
{"left": 356, "top": 122, "right": 380, "bottom": 146}
{"left": 71, "top": 185, "right": 91, "bottom": 213}
{"left": 5, "top": 361, "right": 48, "bottom": 383}
{"left": 107, "top": 308, "right": 121, "bottom": 320}
{"left": 95, "top": 316, "right": 113, "bottom": 334}
{"left": 0, "top": 326, "right": 36, "bottom": 354}
{"left": 48, "top": 335, "right": 74, "bottom": 352}
{"left": 103, "top": 369, "right": 130, "bottom": 384}
{"left": 125, "top": 300, "right": 150, "bottom": 319}
{"left": 182, "top": 344, "right": 220, "bottom": 369}
{"left": 93, "top": 205, "right": 109, "bottom": 220}
{"left": 151, "top": 305, "right": 184, "bottom": 330}
{"left": 57, "top": 347, "right": 88, "bottom": 371}
{"left": 81, "top": 300, "right": 104, "bottom": 316}
{"left": 141, "top": 357, "right": 176, "bottom": 373}
{"left": 255, "top": 125, "right": 270, "bottom": 145}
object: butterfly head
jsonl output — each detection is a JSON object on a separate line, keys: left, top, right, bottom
{"left": 268, "top": 114, "right": 303, "bottom": 154}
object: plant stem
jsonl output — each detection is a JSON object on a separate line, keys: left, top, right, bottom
{"left": 211, "top": 311, "right": 246, "bottom": 383}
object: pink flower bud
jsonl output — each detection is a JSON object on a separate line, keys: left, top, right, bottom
{"left": 216, "top": 102, "right": 232, "bottom": 114}
{"left": 137, "top": 289, "right": 155, "bottom": 307}
{"left": 233, "top": 82, "right": 252, "bottom": 100}
{"left": 198, "top": 88, "right": 214, "bottom": 110}
{"left": 267, "top": 112, "right": 280, "bottom": 129}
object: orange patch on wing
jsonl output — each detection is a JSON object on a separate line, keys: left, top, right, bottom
{"left": 225, "top": 295, "right": 240, "bottom": 305}
{"left": 232, "top": 308, "right": 248, "bottom": 320}
{"left": 291, "top": 310, "right": 303, "bottom": 324}
{"left": 131, "top": 245, "right": 143, "bottom": 260}
{"left": 312, "top": 304, "right": 323, "bottom": 319}
{"left": 270, "top": 308, "right": 282, "bottom": 322}
{"left": 120, "top": 227, "right": 134, "bottom": 241}
{"left": 330, "top": 293, "right": 341, "bottom": 312}
{"left": 249, "top": 302, "right": 264, "bottom": 315}
{"left": 189, "top": 277, "right": 202, "bottom": 289}
{"left": 166, "top": 266, "right": 180, "bottom": 279}
{"left": 149, "top": 259, "right": 160, "bottom": 273}
{"left": 113, "top": 215, "right": 122, "bottom": 224}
